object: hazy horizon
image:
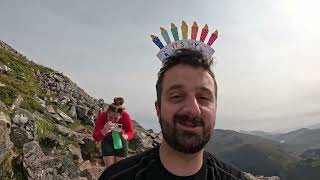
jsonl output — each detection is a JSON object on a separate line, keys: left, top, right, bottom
{"left": 1, "top": 0, "right": 319, "bottom": 132}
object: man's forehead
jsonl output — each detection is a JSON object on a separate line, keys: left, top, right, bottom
{"left": 164, "top": 83, "right": 214, "bottom": 94}
{"left": 162, "top": 66, "right": 215, "bottom": 91}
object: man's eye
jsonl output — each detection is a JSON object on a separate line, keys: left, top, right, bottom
{"left": 198, "top": 96, "right": 210, "bottom": 101}
{"left": 170, "top": 95, "right": 183, "bottom": 101}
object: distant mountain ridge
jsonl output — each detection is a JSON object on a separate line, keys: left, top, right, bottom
{"left": 241, "top": 128, "right": 320, "bottom": 154}
{"left": 206, "top": 129, "right": 297, "bottom": 176}
{"left": 207, "top": 128, "right": 320, "bottom": 179}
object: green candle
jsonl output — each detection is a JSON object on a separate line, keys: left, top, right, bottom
{"left": 171, "top": 23, "right": 179, "bottom": 41}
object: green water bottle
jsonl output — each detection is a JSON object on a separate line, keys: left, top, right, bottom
{"left": 112, "top": 131, "right": 122, "bottom": 149}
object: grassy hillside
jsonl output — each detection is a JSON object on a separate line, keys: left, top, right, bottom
{"left": 0, "top": 48, "right": 52, "bottom": 111}
{"left": 243, "top": 128, "right": 320, "bottom": 154}
{"left": 206, "top": 129, "right": 298, "bottom": 177}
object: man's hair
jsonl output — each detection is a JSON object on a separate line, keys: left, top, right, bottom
{"left": 156, "top": 49, "right": 218, "bottom": 105}
{"left": 107, "top": 103, "right": 125, "bottom": 114}
{"left": 114, "top": 97, "right": 124, "bottom": 105}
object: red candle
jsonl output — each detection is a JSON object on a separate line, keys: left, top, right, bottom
{"left": 207, "top": 30, "right": 218, "bottom": 46}
{"left": 200, "top": 24, "right": 209, "bottom": 42}
{"left": 191, "top": 21, "right": 198, "bottom": 40}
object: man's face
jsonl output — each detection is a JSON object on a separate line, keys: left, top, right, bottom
{"left": 156, "top": 64, "right": 217, "bottom": 154}
{"left": 107, "top": 111, "right": 121, "bottom": 123}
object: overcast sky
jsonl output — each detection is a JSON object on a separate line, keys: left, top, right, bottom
{"left": 1, "top": 0, "right": 319, "bottom": 132}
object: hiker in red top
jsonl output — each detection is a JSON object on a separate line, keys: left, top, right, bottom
{"left": 93, "top": 98, "right": 134, "bottom": 168}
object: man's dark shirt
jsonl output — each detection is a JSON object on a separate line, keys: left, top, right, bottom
{"left": 99, "top": 147, "right": 245, "bottom": 180}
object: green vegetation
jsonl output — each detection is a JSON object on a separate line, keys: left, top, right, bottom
{"left": 0, "top": 49, "right": 52, "bottom": 110}
{"left": 0, "top": 153, "right": 13, "bottom": 180}
{"left": 283, "top": 159, "right": 320, "bottom": 180}
{"left": 70, "top": 119, "right": 82, "bottom": 130}
{"left": 0, "top": 86, "right": 18, "bottom": 105}
{"left": 36, "top": 117, "right": 55, "bottom": 141}
{"left": 21, "top": 96, "right": 43, "bottom": 112}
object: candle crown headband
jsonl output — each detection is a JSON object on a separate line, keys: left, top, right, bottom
{"left": 151, "top": 21, "right": 218, "bottom": 62}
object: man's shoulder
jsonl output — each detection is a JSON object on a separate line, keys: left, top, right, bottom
{"left": 99, "top": 147, "right": 159, "bottom": 180}
{"left": 205, "top": 151, "right": 245, "bottom": 180}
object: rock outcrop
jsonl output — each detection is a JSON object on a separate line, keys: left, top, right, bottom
{"left": 10, "top": 108, "right": 36, "bottom": 148}
{"left": 23, "top": 141, "right": 80, "bottom": 180}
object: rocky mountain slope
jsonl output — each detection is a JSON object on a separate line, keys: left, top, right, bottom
{"left": 0, "top": 40, "right": 162, "bottom": 180}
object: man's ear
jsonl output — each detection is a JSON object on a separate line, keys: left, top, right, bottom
{"left": 155, "top": 100, "right": 160, "bottom": 117}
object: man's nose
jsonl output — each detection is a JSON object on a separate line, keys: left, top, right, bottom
{"left": 181, "top": 96, "right": 201, "bottom": 117}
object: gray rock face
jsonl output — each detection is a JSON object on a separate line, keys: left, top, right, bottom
{"left": 0, "top": 63, "right": 10, "bottom": 74}
{"left": 35, "top": 97, "right": 46, "bottom": 108}
{"left": 69, "top": 106, "right": 78, "bottom": 119}
{"left": 10, "top": 109, "right": 36, "bottom": 148}
{"left": 54, "top": 124, "right": 78, "bottom": 137}
{"left": 35, "top": 71, "right": 104, "bottom": 124}
{"left": 0, "top": 112, "right": 13, "bottom": 165}
{"left": 46, "top": 105, "right": 56, "bottom": 113}
{"left": 52, "top": 114, "right": 62, "bottom": 122}
{"left": 68, "top": 144, "right": 83, "bottom": 164}
{"left": 76, "top": 105, "right": 89, "bottom": 119}
{"left": 57, "top": 109, "right": 74, "bottom": 123}
{"left": 23, "top": 141, "right": 81, "bottom": 180}
{"left": 0, "top": 82, "right": 6, "bottom": 87}
{"left": 80, "top": 166, "right": 104, "bottom": 180}
{"left": 10, "top": 95, "right": 23, "bottom": 110}
{"left": 0, "top": 99, "right": 8, "bottom": 110}
{"left": 80, "top": 138, "right": 101, "bottom": 160}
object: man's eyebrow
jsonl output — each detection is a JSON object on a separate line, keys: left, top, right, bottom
{"left": 165, "top": 84, "right": 184, "bottom": 94}
{"left": 196, "top": 86, "right": 214, "bottom": 95}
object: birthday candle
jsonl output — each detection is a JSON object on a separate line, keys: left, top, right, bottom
{"left": 207, "top": 30, "right": 218, "bottom": 46}
{"left": 200, "top": 24, "right": 209, "bottom": 42}
{"left": 181, "top": 20, "right": 188, "bottom": 40}
{"left": 160, "top": 27, "right": 171, "bottom": 45}
{"left": 191, "top": 21, "right": 198, "bottom": 40}
{"left": 171, "top": 23, "right": 179, "bottom": 41}
{"left": 150, "top": 35, "right": 164, "bottom": 49}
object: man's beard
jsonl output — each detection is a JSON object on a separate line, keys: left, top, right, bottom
{"left": 159, "top": 114, "right": 213, "bottom": 154}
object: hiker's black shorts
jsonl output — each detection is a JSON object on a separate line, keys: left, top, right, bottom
{"left": 101, "top": 136, "right": 128, "bottom": 157}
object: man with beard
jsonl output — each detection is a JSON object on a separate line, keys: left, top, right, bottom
{"left": 99, "top": 49, "right": 245, "bottom": 180}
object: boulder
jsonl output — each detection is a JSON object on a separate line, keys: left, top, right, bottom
{"left": 80, "top": 137, "right": 101, "bottom": 160}
{"left": 69, "top": 106, "right": 78, "bottom": 119}
{"left": 35, "top": 97, "right": 46, "bottom": 108}
{"left": 10, "top": 95, "right": 23, "bottom": 110}
{"left": 79, "top": 160, "right": 91, "bottom": 172}
{"left": 54, "top": 124, "right": 78, "bottom": 138}
{"left": 52, "top": 113, "right": 63, "bottom": 122}
{"left": 23, "top": 141, "right": 80, "bottom": 180}
{"left": 0, "top": 99, "right": 8, "bottom": 110}
{"left": 80, "top": 166, "right": 104, "bottom": 180}
{"left": 10, "top": 109, "right": 36, "bottom": 148}
{"left": 46, "top": 105, "right": 56, "bottom": 114}
{"left": 0, "top": 82, "right": 6, "bottom": 87}
{"left": 53, "top": 74, "right": 64, "bottom": 82}
{"left": 0, "top": 64, "right": 10, "bottom": 74}
{"left": 76, "top": 105, "right": 89, "bottom": 119}
{"left": 0, "top": 112, "right": 13, "bottom": 165}
{"left": 57, "top": 109, "right": 74, "bottom": 123}
{"left": 68, "top": 144, "right": 83, "bottom": 164}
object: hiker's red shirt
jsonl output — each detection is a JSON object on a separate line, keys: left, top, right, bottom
{"left": 93, "top": 111, "right": 134, "bottom": 142}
